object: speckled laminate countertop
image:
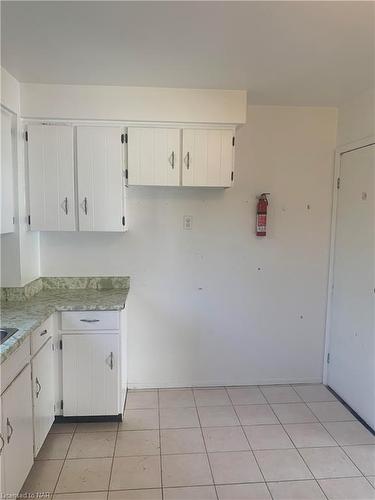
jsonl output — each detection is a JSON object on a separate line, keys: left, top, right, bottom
{"left": 0, "top": 277, "right": 129, "bottom": 364}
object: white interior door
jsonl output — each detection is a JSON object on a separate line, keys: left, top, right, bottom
{"left": 62, "top": 333, "right": 120, "bottom": 416}
{"left": 32, "top": 339, "right": 54, "bottom": 456}
{"left": 182, "top": 129, "right": 234, "bottom": 187}
{"left": 0, "top": 110, "right": 14, "bottom": 234}
{"left": 128, "top": 127, "right": 180, "bottom": 186}
{"left": 328, "top": 143, "right": 375, "bottom": 428}
{"left": 27, "top": 124, "right": 75, "bottom": 231}
{"left": 77, "top": 126, "right": 125, "bottom": 231}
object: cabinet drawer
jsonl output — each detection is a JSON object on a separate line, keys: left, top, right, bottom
{"left": 61, "top": 311, "right": 119, "bottom": 331}
{"left": 31, "top": 316, "right": 53, "bottom": 356}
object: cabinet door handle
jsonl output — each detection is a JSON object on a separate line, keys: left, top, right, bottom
{"left": 80, "top": 319, "right": 100, "bottom": 323}
{"left": 82, "top": 197, "right": 88, "bottom": 215}
{"left": 40, "top": 329, "right": 48, "bottom": 336}
{"left": 0, "top": 433, "right": 4, "bottom": 455}
{"left": 169, "top": 151, "right": 175, "bottom": 169}
{"left": 110, "top": 352, "right": 114, "bottom": 370}
{"left": 64, "top": 197, "right": 68, "bottom": 215}
{"left": 6, "top": 418, "right": 13, "bottom": 444}
{"left": 36, "top": 377, "right": 41, "bottom": 398}
{"left": 184, "top": 152, "right": 190, "bottom": 169}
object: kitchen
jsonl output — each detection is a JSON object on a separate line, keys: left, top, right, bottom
{"left": 0, "top": 2, "right": 374, "bottom": 499}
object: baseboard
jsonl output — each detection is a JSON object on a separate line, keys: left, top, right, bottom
{"left": 54, "top": 414, "right": 123, "bottom": 423}
{"left": 128, "top": 377, "right": 323, "bottom": 390}
{"left": 327, "top": 386, "right": 375, "bottom": 435}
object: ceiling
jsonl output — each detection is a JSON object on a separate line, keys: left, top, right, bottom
{"left": 1, "top": 1, "right": 374, "bottom": 106}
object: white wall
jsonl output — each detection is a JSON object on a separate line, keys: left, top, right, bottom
{"left": 40, "top": 105, "right": 337, "bottom": 388}
{"left": 337, "top": 88, "right": 375, "bottom": 146}
{"left": 21, "top": 84, "right": 246, "bottom": 124}
{"left": 1, "top": 67, "right": 20, "bottom": 115}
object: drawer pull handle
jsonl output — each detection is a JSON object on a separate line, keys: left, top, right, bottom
{"left": 6, "top": 418, "right": 13, "bottom": 444}
{"left": 0, "top": 434, "right": 4, "bottom": 455}
{"left": 80, "top": 319, "right": 100, "bottom": 323}
{"left": 36, "top": 377, "right": 41, "bottom": 398}
{"left": 40, "top": 329, "right": 48, "bottom": 336}
{"left": 109, "top": 352, "right": 114, "bottom": 370}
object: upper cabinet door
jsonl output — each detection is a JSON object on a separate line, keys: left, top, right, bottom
{"left": 0, "top": 110, "right": 14, "bottom": 234}
{"left": 128, "top": 127, "right": 181, "bottom": 186}
{"left": 77, "top": 126, "right": 126, "bottom": 232}
{"left": 182, "top": 129, "right": 234, "bottom": 187}
{"left": 27, "top": 125, "right": 75, "bottom": 231}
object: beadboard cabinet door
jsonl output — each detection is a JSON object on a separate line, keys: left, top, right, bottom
{"left": 128, "top": 127, "right": 181, "bottom": 186}
{"left": 32, "top": 339, "right": 54, "bottom": 456}
{"left": 1, "top": 365, "right": 33, "bottom": 497}
{"left": 182, "top": 129, "right": 234, "bottom": 187}
{"left": 27, "top": 124, "right": 75, "bottom": 231}
{"left": 62, "top": 333, "right": 120, "bottom": 416}
{"left": 77, "top": 126, "right": 126, "bottom": 232}
{"left": 0, "top": 110, "right": 14, "bottom": 234}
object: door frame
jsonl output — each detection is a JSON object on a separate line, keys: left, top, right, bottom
{"left": 323, "top": 136, "right": 375, "bottom": 384}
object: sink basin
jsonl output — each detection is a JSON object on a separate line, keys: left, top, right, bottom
{"left": 0, "top": 327, "right": 19, "bottom": 345}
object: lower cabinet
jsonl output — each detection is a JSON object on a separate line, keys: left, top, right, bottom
{"left": 1, "top": 365, "right": 34, "bottom": 496}
{"left": 32, "top": 339, "right": 54, "bottom": 455}
{"left": 62, "top": 333, "right": 121, "bottom": 416}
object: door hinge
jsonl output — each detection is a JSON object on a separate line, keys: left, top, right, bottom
{"left": 232, "top": 136, "right": 235, "bottom": 147}
{"left": 27, "top": 215, "right": 31, "bottom": 225}
{"left": 327, "top": 353, "right": 330, "bottom": 364}
{"left": 59, "top": 339, "right": 63, "bottom": 350}
{"left": 60, "top": 400, "right": 63, "bottom": 410}
{"left": 337, "top": 177, "right": 340, "bottom": 189}
{"left": 122, "top": 216, "right": 126, "bottom": 226}
{"left": 231, "top": 171, "right": 234, "bottom": 182}
{"left": 25, "top": 130, "right": 28, "bottom": 142}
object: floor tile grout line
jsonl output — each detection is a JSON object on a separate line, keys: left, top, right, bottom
{"left": 243, "top": 393, "right": 329, "bottom": 499}
{"left": 274, "top": 413, "right": 330, "bottom": 500}
{"left": 192, "top": 388, "right": 219, "bottom": 500}
{"left": 106, "top": 421, "right": 120, "bottom": 500}
{"left": 157, "top": 389, "right": 164, "bottom": 500}
{"left": 321, "top": 422, "right": 371, "bottom": 483}
{"left": 227, "top": 387, "right": 275, "bottom": 500}
{"left": 50, "top": 423, "right": 77, "bottom": 498}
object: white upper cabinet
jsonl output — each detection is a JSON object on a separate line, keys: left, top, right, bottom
{"left": 128, "top": 127, "right": 180, "bottom": 186}
{"left": 0, "top": 110, "right": 15, "bottom": 234}
{"left": 77, "top": 126, "right": 126, "bottom": 232}
{"left": 182, "top": 129, "right": 234, "bottom": 187}
{"left": 27, "top": 124, "right": 75, "bottom": 231}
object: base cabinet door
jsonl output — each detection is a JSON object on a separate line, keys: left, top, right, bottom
{"left": 1, "top": 365, "right": 33, "bottom": 497}
{"left": 32, "top": 339, "right": 55, "bottom": 456}
{"left": 62, "top": 333, "right": 120, "bottom": 416}
{"left": 182, "top": 129, "right": 234, "bottom": 187}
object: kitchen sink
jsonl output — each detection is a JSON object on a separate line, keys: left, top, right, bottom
{"left": 0, "top": 327, "right": 19, "bottom": 345}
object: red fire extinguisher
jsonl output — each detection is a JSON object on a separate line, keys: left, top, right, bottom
{"left": 256, "top": 193, "right": 270, "bottom": 236}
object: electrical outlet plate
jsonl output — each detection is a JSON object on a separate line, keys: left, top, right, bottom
{"left": 183, "top": 215, "right": 193, "bottom": 230}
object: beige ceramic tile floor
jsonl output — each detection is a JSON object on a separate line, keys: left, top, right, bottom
{"left": 21, "top": 384, "right": 375, "bottom": 500}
